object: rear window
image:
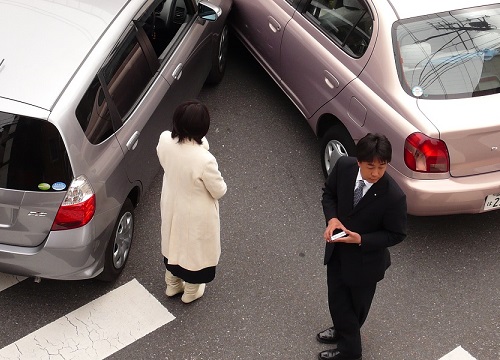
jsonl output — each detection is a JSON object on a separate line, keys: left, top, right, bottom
{"left": 0, "top": 113, "right": 72, "bottom": 191}
{"left": 394, "top": 4, "right": 500, "bottom": 99}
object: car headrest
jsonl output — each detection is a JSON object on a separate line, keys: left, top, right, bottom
{"left": 400, "top": 43, "right": 432, "bottom": 67}
{"left": 343, "top": 0, "right": 363, "bottom": 10}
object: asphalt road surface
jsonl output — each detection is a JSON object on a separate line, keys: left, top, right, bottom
{"left": 0, "top": 38, "right": 499, "bottom": 360}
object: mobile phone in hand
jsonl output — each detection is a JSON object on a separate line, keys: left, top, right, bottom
{"left": 331, "top": 230, "right": 347, "bottom": 241}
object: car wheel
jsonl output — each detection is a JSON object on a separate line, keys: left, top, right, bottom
{"left": 98, "top": 199, "right": 134, "bottom": 282}
{"left": 320, "top": 125, "right": 356, "bottom": 177}
{"left": 205, "top": 24, "right": 229, "bottom": 85}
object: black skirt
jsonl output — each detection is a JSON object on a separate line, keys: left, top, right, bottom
{"left": 163, "top": 257, "right": 216, "bottom": 284}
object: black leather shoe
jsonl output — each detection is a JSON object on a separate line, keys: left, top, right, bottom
{"left": 316, "top": 327, "right": 339, "bottom": 344}
{"left": 318, "top": 349, "right": 362, "bottom": 360}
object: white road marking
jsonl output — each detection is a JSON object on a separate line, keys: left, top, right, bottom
{"left": 0, "top": 278, "right": 175, "bottom": 360}
{"left": 0, "top": 275, "right": 482, "bottom": 360}
{"left": 0, "top": 273, "right": 26, "bottom": 292}
{"left": 439, "top": 346, "right": 477, "bottom": 360}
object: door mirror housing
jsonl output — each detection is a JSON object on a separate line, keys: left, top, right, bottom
{"left": 198, "top": 1, "right": 221, "bottom": 21}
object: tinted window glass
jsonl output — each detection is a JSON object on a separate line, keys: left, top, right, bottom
{"left": 139, "top": 0, "right": 190, "bottom": 58}
{"left": 306, "top": 0, "right": 372, "bottom": 57}
{"left": 76, "top": 77, "right": 113, "bottom": 144}
{"left": 0, "top": 113, "right": 72, "bottom": 191}
{"left": 394, "top": 5, "right": 500, "bottom": 99}
{"left": 102, "top": 28, "right": 153, "bottom": 122}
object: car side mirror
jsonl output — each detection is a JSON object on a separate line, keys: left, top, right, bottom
{"left": 198, "top": 1, "right": 221, "bottom": 22}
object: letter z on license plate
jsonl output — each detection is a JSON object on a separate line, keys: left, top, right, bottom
{"left": 484, "top": 193, "right": 500, "bottom": 211}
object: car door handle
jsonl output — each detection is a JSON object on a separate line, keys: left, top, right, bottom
{"left": 172, "top": 63, "right": 183, "bottom": 80}
{"left": 268, "top": 16, "right": 281, "bottom": 33}
{"left": 324, "top": 70, "right": 340, "bottom": 89}
{"left": 126, "top": 131, "right": 140, "bottom": 151}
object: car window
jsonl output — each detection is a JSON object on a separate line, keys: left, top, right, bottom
{"left": 76, "top": 77, "right": 113, "bottom": 145}
{"left": 305, "top": 0, "right": 373, "bottom": 57}
{"left": 76, "top": 27, "right": 154, "bottom": 143}
{"left": 137, "top": 0, "right": 192, "bottom": 59}
{"left": 0, "top": 113, "right": 72, "bottom": 191}
{"left": 102, "top": 26, "right": 155, "bottom": 123}
{"left": 394, "top": 4, "right": 500, "bottom": 99}
{"left": 77, "top": 0, "right": 194, "bottom": 145}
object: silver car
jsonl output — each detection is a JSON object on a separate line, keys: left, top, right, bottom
{"left": 0, "top": 0, "right": 231, "bottom": 280}
{"left": 230, "top": 0, "right": 500, "bottom": 215}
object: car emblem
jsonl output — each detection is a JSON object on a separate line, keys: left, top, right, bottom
{"left": 492, "top": 146, "right": 498, "bottom": 151}
{"left": 28, "top": 211, "right": 48, "bottom": 217}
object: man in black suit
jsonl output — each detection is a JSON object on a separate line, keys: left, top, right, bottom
{"left": 317, "top": 133, "right": 407, "bottom": 360}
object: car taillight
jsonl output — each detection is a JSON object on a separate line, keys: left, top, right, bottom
{"left": 51, "top": 175, "right": 96, "bottom": 231}
{"left": 404, "top": 132, "right": 450, "bottom": 173}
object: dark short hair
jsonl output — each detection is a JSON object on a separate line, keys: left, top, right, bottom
{"left": 171, "top": 100, "right": 210, "bottom": 144}
{"left": 356, "top": 133, "right": 392, "bottom": 163}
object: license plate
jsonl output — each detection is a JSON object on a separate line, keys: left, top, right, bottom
{"left": 483, "top": 193, "right": 500, "bottom": 211}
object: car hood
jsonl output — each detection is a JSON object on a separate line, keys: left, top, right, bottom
{"left": 417, "top": 96, "right": 500, "bottom": 177}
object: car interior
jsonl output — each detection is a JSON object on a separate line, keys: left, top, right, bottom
{"left": 76, "top": 0, "right": 192, "bottom": 145}
{"left": 143, "top": 0, "right": 189, "bottom": 57}
{"left": 307, "top": 0, "right": 373, "bottom": 57}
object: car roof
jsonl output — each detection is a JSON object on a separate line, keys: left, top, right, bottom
{"left": 0, "top": 0, "right": 133, "bottom": 111}
{"left": 386, "top": 0, "right": 499, "bottom": 19}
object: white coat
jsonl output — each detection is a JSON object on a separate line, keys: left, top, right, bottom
{"left": 157, "top": 131, "right": 227, "bottom": 271}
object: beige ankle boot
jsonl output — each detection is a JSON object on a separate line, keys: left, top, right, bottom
{"left": 165, "top": 270, "right": 185, "bottom": 297}
{"left": 181, "top": 283, "right": 206, "bottom": 303}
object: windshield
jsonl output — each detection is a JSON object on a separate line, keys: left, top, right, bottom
{"left": 393, "top": 5, "right": 500, "bottom": 99}
{"left": 0, "top": 113, "right": 72, "bottom": 191}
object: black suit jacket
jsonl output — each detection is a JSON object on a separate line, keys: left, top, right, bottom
{"left": 322, "top": 156, "right": 407, "bottom": 286}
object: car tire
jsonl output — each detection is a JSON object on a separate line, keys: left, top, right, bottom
{"left": 320, "top": 125, "right": 356, "bottom": 178}
{"left": 97, "top": 199, "right": 134, "bottom": 282}
{"left": 205, "top": 24, "right": 229, "bottom": 85}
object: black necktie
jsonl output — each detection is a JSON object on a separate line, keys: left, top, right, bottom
{"left": 353, "top": 180, "right": 365, "bottom": 207}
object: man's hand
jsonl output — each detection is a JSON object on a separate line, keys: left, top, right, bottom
{"left": 324, "top": 218, "right": 362, "bottom": 245}
{"left": 324, "top": 218, "right": 344, "bottom": 241}
{"left": 333, "top": 229, "right": 362, "bottom": 245}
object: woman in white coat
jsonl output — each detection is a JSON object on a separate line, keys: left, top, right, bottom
{"left": 156, "top": 100, "right": 227, "bottom": 303}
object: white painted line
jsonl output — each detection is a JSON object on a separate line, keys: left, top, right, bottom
{"left": 439, "top": 346, "right": 477, "bottom": 360}
{"left": 0, "top": 278, "right": 175, "bottom": 360}
{"left": 0, "top": 273, "right": 26, "bottom": 292}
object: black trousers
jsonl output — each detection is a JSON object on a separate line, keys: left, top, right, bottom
{"left": 327, "top": 255, "right": 377, "bottom": 358}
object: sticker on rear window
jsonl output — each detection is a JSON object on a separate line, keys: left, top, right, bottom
{"left": 52, "top": 182, "right": 66, "bottom": 191}
{"left": 412, "top": 86, "right": 423, "bottom": 97}
{"left": 38, "top": 183, "right": 50, "bottom": 191}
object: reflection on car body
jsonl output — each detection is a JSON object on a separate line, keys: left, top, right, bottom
{"left": 230, "top": 0, "right": 500, "bottom": 215}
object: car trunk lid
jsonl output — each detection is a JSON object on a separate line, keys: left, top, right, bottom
{"left": 417, "top": 96, "right": 500, "bottom": 177}
{"left": 0, "top": 112, "right": 73, "bottom": 247}
{"left": 0, "top": 190, "right": 66, "bottom": 247}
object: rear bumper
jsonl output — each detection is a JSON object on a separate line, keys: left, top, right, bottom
{"left": 0, "top": 219, "right": 109, "bottom": 280}
{"left": 391, "top": 169, "right": 500, "bottom": 216}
